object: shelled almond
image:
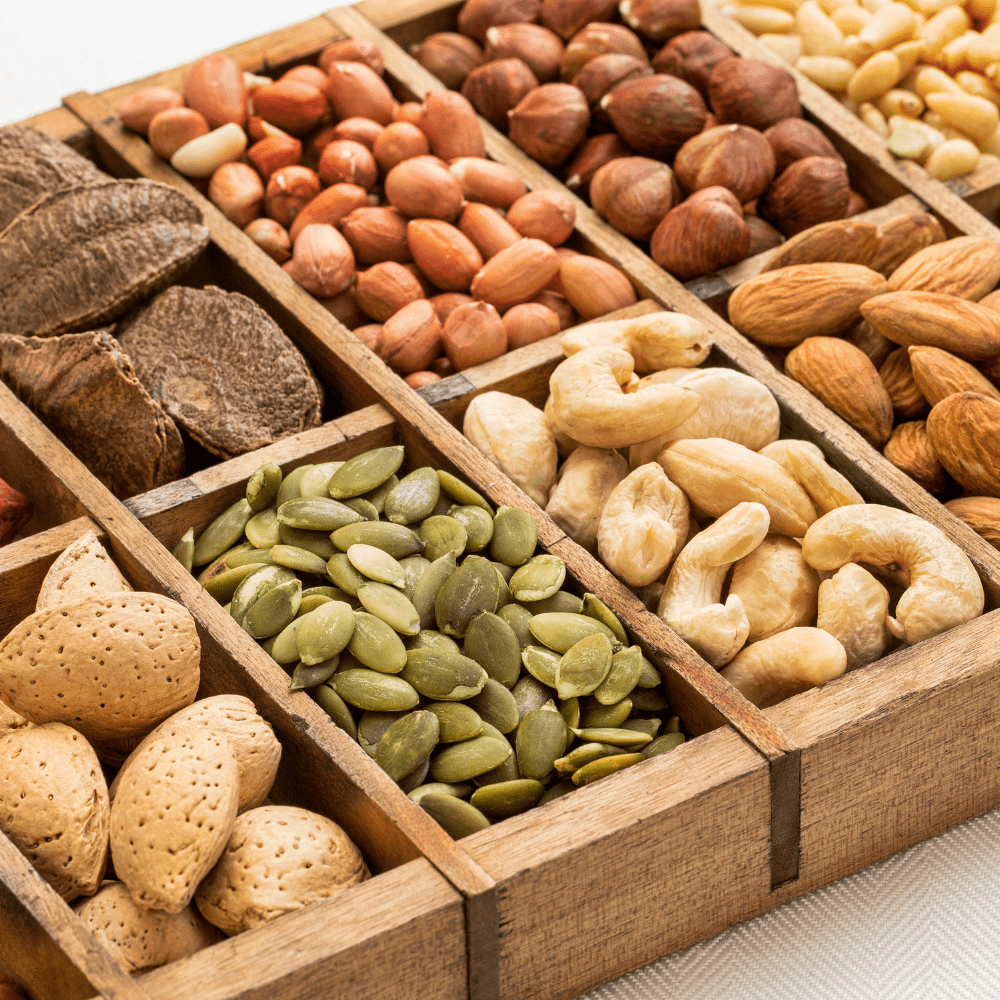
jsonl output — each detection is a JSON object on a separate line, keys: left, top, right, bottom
{"left": 407, "top": 0, "right": 873, "bottom": 280}
{"left": 121, "top": 42, "right": 639, "bottom": 379}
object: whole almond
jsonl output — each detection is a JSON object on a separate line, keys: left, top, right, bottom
{"left": 945, "top": 496, "right": 1000, "bottom": 549}
{"left": 325, "top": 62, "right": 395, "bottom": 125}
{"left": 442, "top": 301, "right": 508, "bottom": 370}
{"left": 861, "top": 291, "right": 1000, "bottom": 362}
{"left": 376, "top": 299, "right": 443, "bottom": 373}
{"left": 373, "top": 122, "right": 430, "bottom": 174}
{"left": 342, "top": 206, "right": 413, "bottom": 264}
{"left": 472, "top": 238, "right": 562, "bottom": 310}
{"left": 785, "top": 336, "right": 894, "bottom": 446}
{"left": 926, "top": 392, "right": 1000, "bottom": 496}
{"left": 879, "top": 347, "right": 928, "bottom": 418}
{"left": 883, "top": 421, "right": 947, "bottom": 494}
{"left": 458, "top": 202, "right": 522, "bottom": 260}
{"left": 120, "top": 87, "right": 184, "bottom": 135}
{"left": 407, "top": 219, "right": 484, "bottom": 292}
{"left": 264, "top": 165, "right": 320, "bottom": 228}
{"left": 506, "top": 190, "right": 576, "bottom": 246}
{"left": 184, "top": 53, "right": 247, "bottom": 129}
{"left": 356, "top": 262, "right": 425, "bottom": 322}
{"left": 844, "top": 319, "right": 895, "bottom": 369}
{"left": 288, "top": 183, "right": 369, "bottom": 242}
{"left": 319, "top": 39, "right": 384, "bottom": 76}
{"left": 908, "top": 345, "right": 1000, "bottom": 407}
{"left": 35, "top": 529, "right": 132, "bottom": 611}
{"left": 761, "top": 219, "right": 880, "bottom": 272}
{"left": 560, "top": 255, "right": 637, "bottom": 318}
{"left": 449, "top": 159, "right": 527, "bottom": 209}
{"left": 729, "top": 263, "right": 888, "bottom": 347}
{"left": 868, "top": 212, "right": 946, "bottom": 277}
{"left": 282, "top": 224, "right": 355, "bottom": 298}
{"left": 503, "top": 302, "right": 561, "bottom": 347}
{"left": 148, "top": 107, "right": 210, "bottom": 160}
{"left": 887, "top": 236, "right": 1000, "bottom": 300}
{"left": 252, "top": 80, "right": 327, "bottom": 136}
{"left": 422, "top": 90, "right": 487, "bottom": 160}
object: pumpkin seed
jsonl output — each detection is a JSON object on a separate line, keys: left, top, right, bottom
{"left": 172, "top": 528, "right": 194, "bottom": 573}
{"left": 297, "top": 594, "right": 333, "bottom": 616}
{"left": 348, "top": 543, "right": 406, "bottom": 588}
{"left": 271, "top": 544, "right": 329, "bottom": 576}
{"left": 299, "top": 461, "right": 343, "bottom": 498}
{"left": 464, "top": 612, "right": 521, "bottom": 688}
{"left": 278, "top": 496, "right": 363, "bottom": 532}
{"left": 554, "top": 742, "right": 618, "bottom": 776}
{"left": 226, "top": 547, "right": 276, "bottom": 568}
{"left": 470, "top": 779, "right": 545, "bottom": 819}
{"left": 430, "top": 736, "right": 512, "bottom": 782}
{"left": 244, "top": 578, "right": 302, "bottom": 639}
{"left": 571, "top": 727, "right": 652, "bottom": 749}
{"left": 246, "top": 462, "right": 283, "bottom": 511}
{"left": 467, "top": 678, "right": 519, "bottom": 734}
{"left": 231, "top": 565, "right": 296, "bottom": 624}
{"left": 435, "top": 555, "right": 500, "bottom": 637}
{"left": 374, "top": 710, "right": 440, "bottom": 782}
{"left": 269, "top": 615, "right": 307, "bottom": 664}
{"left": 426, "top": 701, "right": 483, "bottom": 743}
{"left": 636, "top": 654, "right": 661, "bottom": 688}
{"left": 333, "top": 669, "right": 419, "bottom": 712}
{"left": 622, "top": 718, "right": 661, "bottom": 738}
{"left": 326, "top": 553, "right": 364, "bottom": 596}
{"left": 407, "top": 782, "right": 471, "bottom": 803}
{"left": 364, "top": 473, "right": 398, "bottom": 514}
{"left": 539, "top": 782, "right": 574, "bottom": 805}
{"left": 448, "top": 505, "right": 493, "bottom": 552}
{"left": 489, "top": 506, "right": 537, "bottom": 567}
{"left": 516, "top": 702, "right": 567, "bottom": 780}
{"left": 509, "top": 555, "right": 565, "bottom": 602}
{"left": 401, "top": 649, "right": 488, "bottom": 700}
{"left": 203, "top": 563, "right": 261, "bottom": 603}
{"left": 420, "top": 793, "right": 490, "bottom": 839}
{"left": 407, "top": 630, "right": 461, "bottom": 654}
{"left": 594, "top": 645, "right": 645, "bottom": 705}
{"left": 315, "top": 683, "right": 358, "bottom": 740}
{"left": 278, "top": 523, "right": 335, "bottom": 560}
{"left": 303, "top": 585, "right": 350, "bottom": 601}
{"left": 357, "top": 710, "right": 408, "bottom": 756}
{"left": 399, "top": 555, "right": 430, "bottom": 600}
{"left": 276, "top": 464, "right": 313, "bottom": 506}
{"left": 558, "top": 696, "right": 580, "bottom": 736}
{"left": 529, "top": 612, "right": 619, "bottom": 654}
{"left": 197, "top": 541, "right": 253, "bottom": 581}
{"left": 497, "top": 603, "right": 533, "bottom": 649}
{"left": 419, "top": 515, "right": 468, "bottom": 562}
{"left": 518, "top": 590, "right": 584, "bottom": 615}
{"left": 290, "top": 656, "right": 339, "bottom": 690}
{"left": 581, "top": 592, "right": 627, "bottom": 643}
{"left": 581, "top": 696, "right": 632, "bottom": 729}
{"left": 295, "top": 600, "right": 356, "bottom": 665}
{"left": 642, "top": 732, "right": 685, "bottom": 759}
{"left": 193, "top": 498, "right": 254, "bottom": 566}
{"left": 357, "top": 581, "right": 421, "bottom": 635}
{"left": 348, "top": 612, "right": 407, "bottom": 673}
{"left": 245, "top": 507, "right": 282, "bottom": 549}
{"left": 471, "top": 722, "right": 517, "bottom": 788}
{"left": 512, "top": 674, "right": 551, "bottom": 722}
{"left": 555, "top": 633, "right": 613, "bottom": 699}
{"left": 495, "top": 567, "right": 510, "bottom": 610}
{"left": 521, "top": 645, "right": 559, "bottom": 688}
{"left": 412, "top": 552, "right": 457, "bottom": 630}
{"left": 384, "top": 467, "right": 441, "bottom": 525}
{"left": 344, "top": 497, "right": 379, "bottom": 521}
{"left": 331, "top": 521, "right": 424, "bottom": 559}
{"left": 630, "top": 687, "right": 668, "bottom": 713}
{"left": 493, "top": 561, "right": 514, "bottom": 583}
{"left": 398, "top": 755, "right": 432, "bottom": 793}
{"left": 328, "top": 446, "right": 405, "bottom": 499}
{"left": 437, "top": 470, "right": 492, "bottom": 512}
{"left": 571, "top": 752, "right": 644, "bottom": 785}
{"left": 666, "top": 715, "right": 681, "bottom": 734}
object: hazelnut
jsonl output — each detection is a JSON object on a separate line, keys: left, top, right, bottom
{"left": 318, "top": 140, "right": 379, "bottom": 190}
{"left": 283, "top": 224, "right": 355, "bottom": 298}
{"left": 674, "top": 124, "right": 776, "bottom": 203}
{"left": 458, "top": 0, "right": 543, "bottom": 42}
{"left": 411, "top": 32, "right": 485, "bottom": 90}
{"left": 541, "top": 0, "right": 619, "bottom": 39}
{"left": 590, "top": 156, "right": 676, "bottom": 241}
{"left": 318, "top": 39, "right": 384, "bottom": 76}
{"left": 264, "top": 165, "right": 321, "bottom": 228}
{"left": 356, "top": 261, "right": 426, "bottom": 322}
{"left": 652, "top": 31, "right": 735, "bottom": 97}
{"left": 506, "top": 190, "right": 576, "bottom": 246}
{"left": 559, "top": 255, "right": 637, "bottom": 318}
{"left": 289, "top": 184, "right": 369, "bottom": 243}
{"left": 759, "top": 156, "right": 851, "bottom": 236}
{"left": 601, "top": 74, "right": 706, "bottom": 159}
{"left": 384, "top": 158, "right": 464, "bottom": 221}
{"left": 485, "top": 24, "right": 565, "bottom": 83}
{"left": 247, "top": 134, "right": 302, "bottom": 182}
{"left": 845, "top": 190, "right": 869, "bottom": 217}
{"left": 375, "top": 299, "right": 443, "bottom": 374}
{"left": 331, "top": 117, "right": 385, "bottom": 151}
{"left": 572, "top": 54, "right": 652, "bottom": 111}
{"left": 744, "top": 216, "right": 785, "bottom": 257}
{"left": 208, "top": 162, "right": 264, "bottom": 228}
{"left": 372, "top": 123, "right": 430, "bottom": 175}
{"left": 325, "top": 62, "right": 395, "bottom": 125}
{"left": 244, "top": 217, "right": 292, "bottom": 264}
{"left": 422, "top": 90, "right": 487, "bottom": 161}
{"left": 707, "top": 58, "right": 802, "bottom": 131}
{"left": 564, "top": 132, "right": 630, "bottom": 194}
{"left": 560, "top": 22, "right": 648, "bottom": 82}
{"left": 120, "top": 87, "right": 184, "bottom": 135}
{"left": 650, "top": 187, "right": 750, "bottom": 279}
{"left": 341, "top": 206, "right": 413, "bottom": 264}
{"left": 503, "top": 302, "right": 561, "bottom": 347}
{"left": 457, "top": 202, "right": 523, "bottom": 260}
{"left": 461, "top": 58, "right": 540, "bottom": 131}
{"left": 764, "top": 118, "right": 842, "bottom": 174}
{"left": 407, "top": 219, "right": 484, "bottom": 292}
{"left": 620, "top": 0, "right": 702, "bottom": 41}
{"left": 508, "top": 83, "right": 591, "bottom": 168}
{"left": 442, "top": 301, "right": 508, "bottom": 370}
{"left": 148, "top": 107, "right": 209, "bottom": 160}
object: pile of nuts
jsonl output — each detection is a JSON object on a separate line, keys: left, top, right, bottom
{"left": 460, "top": 308, "right": 985, "bottom": 701}
{"left": 410, "top": 0, "right": 870, "bottom": 279}
{"left": 713, "top": 0, "right": 1000, "bottom": 180}
{"left": 0, "top": 532, "right": 368, "bottom": 975}
{"left": 119, "top": 40, "right": 638, "bottom": 386}
{"left": 724, "top": 209, "right": 1000, "bottom": 545}
{"left": 180, "top": 447, "right": 686, "bottom": 839}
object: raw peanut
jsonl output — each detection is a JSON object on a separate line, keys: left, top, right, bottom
{"left": 404, "top": 371, "right": 442, "bottom": 389}
{"left": 265, "top": 165, "right": 320, "bottom": 228}
{"left": 559, "top": 256, "right": 637, "bottom": 319}
{"left": 442, "top": 301, "right": 508, "bottom": 370}
{"left": 503, "top": 302, "right": 561, "bottom": 347}
{"left": 244, "top": 218, "right": 292, "bottom": 263}
{"left": 319, "top": 39, "right": 384, "bottom": 76}
{"left": 319, "top": 285, "right": 366, "bottom": 330}
{"left": 208, "top": 163, "right": 263, "bottom": 228}
{"left": 148, "top": 107, "right": 210, "bottom": 160}
{"left": 247, "top": 134, "right": 302, "bottom": 182}
{"left": 325, "top": 62, "right": 395, "bottom": 125}
{"left": 375, "top": 299, "right": 443, "bottom": 374}
{"left": 288, "top": 184, "right": 369, "bottom": 243}
{"left": 342, "top": 206, "right": 412, "bottom": 265}
{"left": 372, "top": 122, "right": 430, "bottom": 174}
{"left": 317, "top": 140, "right": 378, "bottom": 190}
{"left": 429, "top": 292, "right": 474, "bottom": 324}
{"left": 120, "top": 87, "right": 184, "bottom": 135}
{"left": 422, "top": 90, "right": 487, "bottom": 160}
{"left": 385, "top": 158, "right": 464, "bottom": 221}
{"left": 355, "top": 262, "right": 425, "bottom": 322}
{"left": 408, "top": 219, "right": 483, "bottom": 292}
{"left": 449, "top": 159, "right": 527, "bottom": 209}
{"left": 280, "top": 65, "right": 329, "bottom": 90}
{"left": 534, "top": 290, "right": 576, "bottom": 329}
{"left": 184, "top": 53, "right": 247, "bottom": 129}
{"left": 458, "top": 202, "right": 522, "bottom": 260}
{"left": 252, "top": 81, "right": 327, "bottom": 136}
{"left": 282, "top": 224, "right": 355, "bottom": 298}
{"left": 331, "top": 117, "right": 385, "bottom": 150}
{"left": 471, "top": 239, "right": 561, "bottom": 310}
{"left": 505, "top": 190, "right": 576, "bottom": 246}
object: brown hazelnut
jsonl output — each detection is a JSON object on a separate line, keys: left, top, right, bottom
{"left": 560, "top": 22, "right": 648, "bottom": 82}
{"left": 325, "top": 62, "right": 395, "bottom": 126}
{"left": 506, "top": 190, "right": 576, "bottom": 246}
{"left": 764, "top": 118, "right": 841, "bottom": 174}
{"left": 590, "top": 156, "right": 676, "bottom": 241}
{"left": 208, "top": 162, "right": 264, "bottom": 228}
{"left": 485, "top": 24, "right": 565, "bottom": 83}
{"left": 265, "top": 165, "right": 321, "bottom": 228}
{"left": 244, "top": 218, "right": 292, "bottom": 264}
{"left": 461, "top": 58, "right": 540, "bottom": 131}
{"left": 341, "top": 206, "right": 413, "bottom": 265}
{"left": 411, "top": 32, "right": 485, "bottom": 90}
{"left": 845, "top": 190, "right": 869, "bottom": 217}
{"left": 443, "top": 301, "right": 508, "bottom": 370}
{"left": 744, "top": 216, "right": 785, "bottom": 257}
{"left": 458, "top": 0, "right": 543, "bottom": 42}
{"left": 372, "top": 123, "right": 430, "bottom": 175}
{"left": 652, "top": 31, "right": 735, "bottom": 97}
{"left": 572, "top": 54, "right": 652, "bottom": 110}
{"left": 375, "top": 299, "right": 444, "bottom": 374}
{"left": 674, "top": 123, "right": 776, "bottom": 203}
{"left": 540, "top": 0, "right": 619, "bottom": 39}
{"left": 503, "top": 302, "right": 561, "bottom": 347}
{"left": 601, "top": 74, "right": 706, "bottom": 159}
{"left": 707, "top": 58, "right": 802, "bottom": 131}
{"left": 759, "top": 156, "right": 851, "bottom": 236}
{"left": 620, "top": 0, "right": 702, "bottom": 41}
{"left": 650, "top": 187, "right": 750, "bottom": 279}
{"left": 407, "top": 219, "right": 484, "bottom": 292}
{"left": 283, "top": 224, "right": 356, "bottom": 298}
{"left": 318, "top": 140, "right": 379, "bottom": 190}
{"left": 508, "top": 84, "right": 591, "bottom": 168}
{"left": 356, "top": 261, "right": 426, "bottom": 322}
{"left": 385, "top": 158, "right": 465, "bottom": 221}
{"left": 318, "top": 39, "right": 384, "bottom": 76}
{"left": 564, "top": 132, "right": 630, "bottom": 194}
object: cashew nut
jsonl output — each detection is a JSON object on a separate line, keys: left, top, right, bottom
{"left": 816, "top": 563, "right": 892, "bottom": 670}
{"left": 463, "top": 392, "right": 557, "bottom": 507}
{"left": 719, "top": 627, "right": 848, "bottom": 708}
{"left": 658, "top": 438, "right": 818, "bottom": 537}
{"left": 630, "top": 369, "right": 781, "bottom": 467}
{"left": 597, "top": 463, "right": 690, "bottom": 587}
{"left": 545, "top": 446, "right": 629, "bottom": 553}
{"left": 656, "top": 501, "right": 771, "bottom": 667}
{"left": 801, "top": 504, "right": 984, "bottom": 644}
{"left": 759, "top": 439, "right": 865, "bottom": 514}
{"left": 543, "top": 394, "right": 584, "bottom": 458}
{"left": 561, "top": 311, "right": 712, "bottom": 373}
{"left": 548, "top": 347, "right": 701, "bottom": 449}
{"left": 728, "top": 535, "right": 820, "bottom": 643}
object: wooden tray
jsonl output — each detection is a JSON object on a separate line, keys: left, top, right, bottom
{"left": 1, "top": 6, "right": 1000, "bottom": 999}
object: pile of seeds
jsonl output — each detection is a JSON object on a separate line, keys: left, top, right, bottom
{"left": 178, "top": 445, "right": 685, "bottom": 838}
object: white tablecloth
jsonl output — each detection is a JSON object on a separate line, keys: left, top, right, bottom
{"left": 5, "top": 5, "right": 999, "bottom": 998}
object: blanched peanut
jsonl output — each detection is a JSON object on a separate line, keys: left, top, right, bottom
{"left": 798, "top": 0, "right": 847, "bottom": 55}
{"left": 721, "top": 4, "right": 797, "bottom": 32}
{"left": 924, "top": 137, "right": 982, "bottom": 176}
{"left": 925, "top": 90, "right": 1000, "bottom": 140}
{"left": 545, "top": 447, "right": 629, "bottom": 553}
{"left": 816, "top": 563, "right": 892, "bottom": 669}
{"left": 848, "top": 50, "right": 902, "bottom": 103}
{"left": 799, "top": 55, "right": 858, "bottom": 88}
{"left": 759, "top": 33, "right": 805, "bottom": 61}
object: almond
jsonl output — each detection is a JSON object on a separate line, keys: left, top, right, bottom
{"left": 945, "top": 495, "right": 1000, "bottom": 549}
{"left": 861, "top": 291, "right": 1000, "bottom": 362}
{"left": 886, "top": 236, "right": 1000, "bottom": 300}
{"left": 252, "top": 80, "right": 327, "bottom": 136}
{"left": 375, "top": 299, "right": 443, "bottom": 373}
{"left": 184, "top": 53, "right": 247, "bottom": 129}
{"left": 785, "top": 336, "right": 894, "bottom": 446}
{"left": 761, "top": 219, "right": 880, "bottom": 272}
{"left": 883, "top": 420, "right": 947, "bottom": 494}
{"left": 879, "top": 347, "right": 928, "bottom": 418}
{"left": 384, "top": 158, "right": 464, "bottom": 221}
{"left": 868, "top": 211, "right": 946, "bottom": 277}
{"left": 729, "top": 262, "right": 887, "bottom": 347}
{"left": 560, "top": 255, "right": 637, "bottom": 318}
{"left": 471, "top": 238, "right": 561, "bottom": 310}
{"left": 926, "top": 391, "right": 1000, "bottom": 497}
{"left": 908, "top": 345, "right": 1000, "bottom": 407}
{"left": 341, "top": 206, "right": 413, "bottom": 265}
{"left": 35, "top": 529, "right": 132, "bottom": 611}
{"left": 457, "top": 202, "right": 522, "bottom": 260}
{"left": 324, "top": 62, "right": 395, "bottom": 125}
{"left": 408, "top": 219, "right": 484, "bottom": 292}
{"left": 422, "top": 90, "right": 487, "bottom": 161}
{"left": 355, "top": 261, "right": 425, "bottom": 322}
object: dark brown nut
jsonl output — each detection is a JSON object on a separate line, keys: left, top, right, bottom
{"left": 244, "top": 218, "right": 292, "bottom": 264}
{"left": 564, "top": 133, "right": 631, "bottom": 193}
{"left": 264, "top": 165, "right": 320, "bottom": 228}
{"left": 744, "top": 216, "right": 785, "bottom": 258}
{"left": 247, "top": 134, "right": 302, "bottom": 183}
{"left": 764, "top": 118, "right": 842, "bottom": 175}
{"left": 356, "top": 262, "right": 426, "bottom": 322}
{"left": 458, "top": 202, "right": 523, "bottom": 260}
{"left": 505, "top": 190, "right": 576, "bottom": 246}
{"left": 590, "top": 157, "right": 676, "bottom": 241}
{"left": 458, "top": 0, "right": 543, "bottom": 43}
{"left": 422, "top": 90, "right": 487, "bottom": 161}
{"left": 375, "top": 299, "right": 444, "bottom": 374}
{"left": 317, "top": 140, "right": 379, "bottom": 190}
{"left": 621, "top": 0, "right": 702, "bottom": 42}
{"left": 319, "top": 39, "right": 384, "bottom": 76}
{"left": 462, "top": 59, "right": 540, "bottom": 132}
{"left": 652, "top": 31, "right": 734, "bottom": 96}
{"left": 372, "top": 123, "right": 430, "bottom": 175}
{"left": 282, "top": 224, "right": 355, "bottom": 298}
{"left": 385, "top": 158, "right": 465, "bottom": 222}
{"left": 572, "top": 54, "right": 653, "bottom": 110}
{"left": 540, "top": 0, "right": 619, "bottom": 39}
{"left": 341, "top": 206, "right": 413, "bottom": 265}
{"left": 442, "top": 301, "right": 508, "bottom": 370}
{"left": 208, "top": 163, "right": 264, "bottom": 229}
{"left": 708, "top": 58, "right": 801, "bottom": 131}
{"left": 601, "top": 74, "right": 706, "bottom": 159}
{"left": 674, "top": 124, "right": 776, "bottom": 203}
{"left": 252, "top": 81, "right": 328, "bottom": 137}
{"left": 288, "top": 184, "right": 370, "bottom": 243}
{"left": 485, "top": 24, "right": 565, "bottom": 83}
{"left": 408, "top": 219, "right": 484, "bottom": 292}
{"left": 559, "top": 23, "right": 648, "bottom": 83}
{"left": 324, "top": 62, "right": 395, "bottom": 125}
{"left": 845, "top": 190, "right": 869, "bottom": 217}
{"left": 759, "top": 156, "right": 851, "bottom": 237}
{"left": 411, "top": 32, "right": 485, "bottom": 90}
{"left": 508, "top": 84, "right": 591, "bottom": 168}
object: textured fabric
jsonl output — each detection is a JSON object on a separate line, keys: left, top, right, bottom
{"left": 584, "top": 806, "right": 1000, "bottom": 1000}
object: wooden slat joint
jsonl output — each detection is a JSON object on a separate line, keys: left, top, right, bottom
{"left": 769, "top": 747, "right": 801, "bottom": 890}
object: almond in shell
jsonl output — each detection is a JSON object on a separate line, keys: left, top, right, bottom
{"left": 35, "top": 529, "right": 132, "bottom": 612}
{"left": 908, "top": 345, "right": 1000, "bottom": 407}
{"left": 887, "top": 236, "right": 1000, "bottom": 301}
{"left": 883, "top": 420, "right": 947, "bottom": 494}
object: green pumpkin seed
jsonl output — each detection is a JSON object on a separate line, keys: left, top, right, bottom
{"left": 594, "top": 645, "right": 645, "bottom": 705}
{"left": 470, "top": 779, "right": 545, "bottom": 819}
{"left": 554, "top": 742, "right": 618, "bottom": 776}
{"left": 269, "top": 615, "right": 307, "bottom": 664}
{"left": 518, "top": 590, "right": 584, "bottom": 615}
{"left": 420, "top": 793, "right": 490, "bottom": 839}
{"left": 642, "top": 732, "right": 685, "bottom": 759}
{"left": 529, "top": 612, "right": 619, "bottom": 654}
{"left": 571, "top": 727, "right": 653, "bottom": 749}
{"left": 300, "top": 462, "right": 343, "bottom": 498}
{"left": 495, "top": 567, "right": 510, "bottom": 610}
{"left": 630, "top": 687, "right": 668, "bottom": 713}
{"left": 337, "top": 649, "right": 366, "bottom": 673}
{"left": 497, "top": 603, "right": 533, "bottom": 649}
{"left": 203, "top": 563, "right": 262, "bottom": 603}
{"left": 512, "top": 675, "right": 551, "bottom": 722}
{"left": 331, "top": 521, "right": 424, "bottom": 559}
{"left": 558, "top": 697, "right": 580, "bottom": 736}
{"left": 193, "top": 499, "right": 255, "bottom": 566}
{"left": 357, "top": 581, "right": 421, "bottom": 635}
{"left": 303, "top": 585, "right": 350, "bottom": 601}
{"left": 195, "top": 541, "right": 254, "bottom": 579}
{"left": 297, "top": 594, "right": 333, "bottom": 616}
{"left": 509, "top": 555, "right": 566, "bottom": 602}
{"left": 295, "top": 600, "right": 356, "bottom": 665}
{"left": 516, "top": 702, "right": 567, "bottom": 780}
{"left": 276, "top": 464, "right": 313, "bottom": 506}
{"left": 407, "top": 630, "right": 460, "bottom": 654}
{"left": 349, "top": 612, "right": 407, "bottom": 673}
{"left": 245, "top": 507, "right": 282, "bottom": 549}
{"left": 358, "top": 710, "right": 408, "bottom": 756}
{"left": 347, "top": 543, "right": 406, "bottom": 588}
{"left": 290, "top": 656, "right": 339, "bottom": 690}
{"left": 539, "top": 782, "right": 574, "bottom": 805}
{"left": 581, "top": 593, "right": 627, "bottom": 644}
{"left": 271, "top": 544, "right": 330, "bottom": 576}
{"left": 172, "top": 528, "right": 195, "bottom": 573}
{"left": 419, "top": 515, "right": 468, "bottom": 562}
{"left": 581, "top": 696, "right": 632, "bottom": 729}
{"left": 384, "top": 467, "right": 441, "bottom": 525}
{"left": 472, "top": 722, "right": 518, "bottom": 787}
{"left": 247, "top": 463, "right": 283, "bottom": 511}
{"left": 398, "top": 756, "right": 432, "bottom": 793}
{"left": 399, "top": 555, "right": 430, "bottom": 600}
{"left": 344, "top": 497, "right": 379, "bottom": 521}
{"left": 489, "top": 506, "right": 537, "bottom": 567}
{"left": 278, "top": 497, "right": 363, "bottom": 532}
{"left": 327, "top": 553, "right": 365, "bottom": 596}
{"left": 329, "top": 446, "right": 405, "bottom": 499}
{"left": 278, "top": 523, "right": 336, "bottom": 560}
{"left": 555, "top": 633, "right": 613, "bottom": 699}
{"left": 448, "top": 505, "right": 493, "bottom": 552}
{"left": 622, "top": 717, "right": 661, "bottom": 738}
{"left": 401, "top": 649, "right": 487, "bottom": 700}
{"left": 226, "top": 547, "right": 276, "bottom": 568}
{"left": 521, "top": 645, "right": 559, "bottom": 688}
{"left": 430, "top": 736, "right": 512, "bottom": 782}
{"left": 244, "top": 578, "right": 302, "bottom": 639}
{"left": 493, "top": 561, "right": 514, "bottom": 583}
{"left": 636, "top": 654, "right": 661, "bottom": 688}
{"left": 464, "top": 612, "right": 521, "bottom": 688}
{"left": 666, "top": 715, "right": 681, "bottom": 734}
{"left": 408, "top": 782, "right": 471, "bottom": 803}
{"left": 333, "top": 670, "right": 419, "bottom": 712}
{"left": 231, "top": 566, "right": 296, "bottom": 624}
{"left": 425, "top": 702, "right": 483, "bottom": 743}
{"left": 466, "top": 678, "right": 519, "bottom": 734}
{"left": 435, "top": 555, "right": 500, "bottom": 637}
{"left": 412, "top": 552, "right": 457, "bottom": 630}
{"left": 437, "top": 471, "right": 492, "bottom": 512}
{"left": 314, "top": 683, "right": 358, "bottom": 740}
{"left": 374, "top": 710, "right": 440, "bottom": 782}
{"left": 364, "top": 473, "right": 398, "bottom": 514}
{"left": 571, "top": 752, "right": 644, "bottom": 786}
